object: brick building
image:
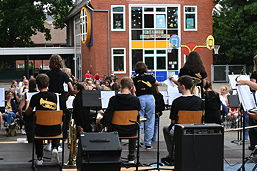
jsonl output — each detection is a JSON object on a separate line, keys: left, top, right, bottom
{"left": 66, "top": 0, "right": 216, "bottom": 81}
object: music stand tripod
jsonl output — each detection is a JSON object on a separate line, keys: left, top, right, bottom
{"left": 237, "top": 110, "right": 246, "bottom": 171}
{"left": 139, "top": 113, "right": 173, "bottom": 171}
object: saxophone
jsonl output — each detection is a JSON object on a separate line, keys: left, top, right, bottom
{"left": 66, "top": 119, "right": 77, "bottom": 166}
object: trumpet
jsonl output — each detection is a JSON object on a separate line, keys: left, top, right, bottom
{"left": 66, "top": 119, "right": 77, "bottom": 166}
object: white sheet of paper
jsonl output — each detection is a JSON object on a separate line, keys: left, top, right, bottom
{"left": 229, "top": 75, "right": 250, "bottom": 89}
{"left": 0, "top": 88, "right": 5, "bottom": 107}
{"left": 167, "top": 86, "right": 181, "bottom": 105}
{"left": 55, "top": 93, "right": 60, "bottom": 111}
{"left": 66, "top": 96, "right": 75, "bottom": 109}
{"left": 27, "top": 92, "right": 38, "bottom": 101}
{"left": 101, "top": 91, "right": 116, "bottom": 109}
{"left": 160, "top": 91, "right": 169, "bottom": 105}
{"left": 236, "top": 85, "right": 256, "bottom": 111}
{"left": 63, "top": 83, "right": 68, "bottom": 92}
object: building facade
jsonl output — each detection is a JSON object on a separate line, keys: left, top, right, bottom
{"left": 67, "top": 0, "right": 216, "bottom": 81}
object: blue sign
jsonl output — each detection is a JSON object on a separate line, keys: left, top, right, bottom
{"left": 170, "top": 34, "right": 180, "bottom": 49}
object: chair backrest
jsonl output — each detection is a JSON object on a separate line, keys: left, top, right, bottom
{"left": 177, "top": 110, "right": 203, "bottom": 124}
{"left": 111, "top": 110, "right": 138, "bottom": 126}
{"left": 35, "top": 110, "right": 63, "bottom": 126}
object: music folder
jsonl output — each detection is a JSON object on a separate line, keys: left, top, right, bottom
{"left": 227, "top": 95, "right": 240, "bottom": 108}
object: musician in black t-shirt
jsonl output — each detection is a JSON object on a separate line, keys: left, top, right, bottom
{"left": 25, "top": 74, "right": 60, "bottom": 165}
{"left": 161, "top": 75, "right": 204, "bottom": 165}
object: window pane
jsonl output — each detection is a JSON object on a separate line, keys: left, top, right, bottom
{"left": 156, "top": 14, "right": 166, "bottom": 28}
{"left": 155, "top": 29, "right": 166, "bottom": 40}
{"left": 113, "top": 7, "right": 124, "bottom": 12}
{"left": 144, "top": 7, "right": 154, "bottom": 12}
{"left": 132, "top": 30, "right": 143, "bottom": 40}
{"left": 113, "top": 14, "right": 124, "bottom": 29}
{"left": 167, "top": 7, "right": 178, "bottom": 28}
{"left": 132, "top": 7, "right": 142, "bottom": 28}
{"left": 113, "top": 49, "right": 124, "bottom": 54}
{"left": 185, "top": 14, "right": 195, "bottom": 29}
{"left": 132, "top": 50, "right": 143, "bottom": 71}
{"left": 144, "top": 14, "right": 154, "bottom": 28}
{"left": 145, "top": 50, "right": 154, "bottom": 54}
{"left": 145, "top": 57, "right": 154, "bottom": 70}
{"left": 157, "top": 57, "right": 166, "bottom": 70}
{"left": 114, "top": 56, "right": 124, "bottom": 71}
{"left": 157, "top": 50, "right": 166, "bottom": 54}
{"left": 156, "top": 8, "right": 165, "bottom": 12}
{"left": 168, "top": 49, "right": 178, "bottom": 70}
{"left": 144, "top": 29, "right": 154, "bottom": 40}
{"left": 185, "top": 7, "right": 195, "bottom": 12}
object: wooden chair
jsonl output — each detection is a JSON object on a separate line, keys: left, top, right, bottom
{"left": 32, "top": 110, "right": 64, "bottom": 170}
{"left": 111, "top": 110, "right": 140, "bottom": 170}
{"left": 177, "top": 110, "right": 203, "bottom": 124}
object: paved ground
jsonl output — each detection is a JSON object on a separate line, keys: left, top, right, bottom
{"left": 0, "top": 80, "right": 255, "bottom": 170}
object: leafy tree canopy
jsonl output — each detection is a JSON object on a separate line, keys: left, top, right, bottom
{"left": 0, "top": 0, "right": 74, "bottom": 47}
{"left": 213, "top": 0, "right": 257, "bottom": 65}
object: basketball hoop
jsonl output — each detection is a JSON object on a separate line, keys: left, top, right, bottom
{"left": 214, "top": 45, "right": 220, "bottom": 54}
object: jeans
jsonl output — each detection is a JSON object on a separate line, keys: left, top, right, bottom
{"left": 2, "top": 112, "right": 16, "bottom": 125}
{"left": 138, "top": 94, "right": 155, "bottom": 146}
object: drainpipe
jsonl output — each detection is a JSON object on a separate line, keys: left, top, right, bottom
{"left": 93, "top": 10, "right": 111, "bottom": 75}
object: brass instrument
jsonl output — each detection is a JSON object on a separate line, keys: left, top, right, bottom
{"left": 66, "top": 119, "right": 77, "bottom": 166}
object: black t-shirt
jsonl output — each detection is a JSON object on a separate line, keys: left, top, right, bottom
{"left": 101, "top": 94, "right": 141, "bottom": 137}
{"left": 250, "top": 71, "right": 257, "bottom": 82}
{"left": 133, "top": 74, "right": 156, "bottom": 96}
{"left": 46, "top": 69, "right": 71, "bottom": 93}
{"left": 179, "top": 67, "right": 207, "bottom": 80}
{"left": 29, "top": 91, "right": 61, "bottom": 136}
{"left": 169, "top": 95, "right": 204, "bottom": 122}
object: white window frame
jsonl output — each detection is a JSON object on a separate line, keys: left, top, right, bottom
{"left": 184, "top": 6, "right": 197, "bottom": 31}
{"left": 112, "top": 48, "right": 126, "bottom": 74}
{"left": 80, "top": 8, "right": 87, "bottom": 42}
{"left": 111, "top": 5, "right": 126, "bottom": 31}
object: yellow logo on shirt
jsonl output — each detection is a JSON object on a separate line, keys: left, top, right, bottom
{"left": 40, "top": 98, "right": 57, "bottom": 110}
{"left": 195, "top": 73, "right": 202, "bottom": 79}
{"left": 138, "top": 80, "right": 152, "bottom": 87}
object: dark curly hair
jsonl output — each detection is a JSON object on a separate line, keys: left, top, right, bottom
{"left": 135, "top": 61, "right": 148, "bottom": 75}
{"left": 49, "top": 54, "right": 63, "bottom": 70}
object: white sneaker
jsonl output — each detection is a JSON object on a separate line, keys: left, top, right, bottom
{"left": 57, "top": 146, "right": 62, "bottom": 153}
{"left": 52, "top": 149, "right": 59, "bottom": 164}
{"left": 128, "top": 160, "right": 135, "bottom": 164}
{"left": 43, "top": 143, "right": 52, "bottom": 152}
{"left": 36, "top": 159, "right": 43, "bottom": 165}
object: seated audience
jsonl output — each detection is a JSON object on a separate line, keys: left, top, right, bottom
{"left": 162, "top": 75, "right": 204, "bottom": 165}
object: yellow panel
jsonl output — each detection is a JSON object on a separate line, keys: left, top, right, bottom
{"left": 132, "top": 41, "right": 143, "bottom": 49}
{"left": 144, "top": 41, "right": 155, "bottom": 49}
{"left": 156, "top": 41, "right": 169, "bottom": 48}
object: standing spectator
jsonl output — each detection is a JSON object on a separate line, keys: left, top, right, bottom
{"left": 203, "top": 81, "right": 222, "bottom": 124}
{"left": 84, "top": 70, "right": 92, "bottom": 80}
{"left": 93, "top": 72, "right": 100, "bottom": 81}
{"left": 133, "top": 61, "right": 160, "bottom": 149}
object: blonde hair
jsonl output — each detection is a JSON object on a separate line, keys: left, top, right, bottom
{"left": 62, "top": 68, "right": 71, "bottom": 77}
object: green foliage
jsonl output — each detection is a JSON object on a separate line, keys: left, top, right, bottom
{"left": 213, "top": 0, "right": 257, "bottom": 65}
{"left": 0, "top": 0, "right": 73, "bottom": 47}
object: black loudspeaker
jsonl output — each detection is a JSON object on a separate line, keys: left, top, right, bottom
{"left": 77, "top": 132, "right": 122, "bottom": 171}
{"left": 174, "top": 124, "right": 224, "bottom": 171}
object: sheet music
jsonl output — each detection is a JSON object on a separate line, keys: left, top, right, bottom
{"left": 160, "top": 91, "right": 169, "bottom": 105}
{"left": 167, "top": 86, "right": 181, "bottom": 105}
{"left": 27, "top": 92, "right": 38, "bottom": 101}
{"left": 101, "top": 91, "right": 116, "bottom": 109}
{"left": 229, "top": 75, "right": 250, "bottom": 89}
{"left": 66, "top": 96, "right": 75, "bottom": 109}
{"left": 0, "top": 88, "right": 4, "bottom": 107}
{"left": 55, "top": 93, "right": 60, "bottom": 111}
{"left": 236, "top": 85, "right": 256, "bottom": 111}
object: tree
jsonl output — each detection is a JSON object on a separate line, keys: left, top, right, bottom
{"left": 213, "top": 0, "right": 257, "bottom": 65}
{"left": 0, "top": 0, "right": 73, "bottom": 47}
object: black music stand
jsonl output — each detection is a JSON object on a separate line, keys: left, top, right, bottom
{"left": 139, "top": 113, "right": 173, "bottom": 171}
{"left": 82, "top": 90, "right": 102, "bottom": 108}
{"left": 228, "top": 95, "right": 243, "bottom": 145}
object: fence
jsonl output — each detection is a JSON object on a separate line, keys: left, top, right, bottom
{"left": 211, "top": 65, "right": 246, "bottom": 83}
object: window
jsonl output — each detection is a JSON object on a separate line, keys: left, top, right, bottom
{"left": 112, "top": 48, "right": 126, "bottom": 73}
{"left": 184, "top": 6, "right": 197, "bottom": 31}
{"left": 111, "top": 5, "right": 125, "bottom": 31}
{"left": 80, "top": 7, "right": 91, "bottom": 44}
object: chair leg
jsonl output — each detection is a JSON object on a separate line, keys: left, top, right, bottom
{"left": 32, "top": 140, "right": 35, "bottom": 169}
{"left": 136, "top": 122, "right": 140, "bottom": 171}
{"left": 62, "top": 139, "right": 64, "bottom": 167}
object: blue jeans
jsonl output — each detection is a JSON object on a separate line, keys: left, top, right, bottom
{"left": 2, "top": 112, "right": 16, "bottom": 125}
{"left": 138, "top": 94, "right": 155, "bottom": 146}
